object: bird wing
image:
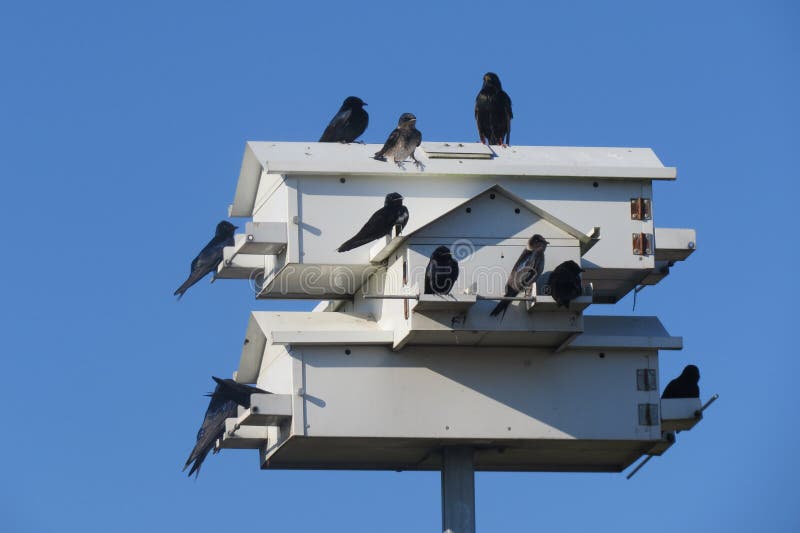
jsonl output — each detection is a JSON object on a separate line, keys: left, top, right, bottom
{"left": 499, "top": 90, "right": 512, "bottom": 143}
{"left": 175, "top": 241, "right": 225, "bottom": 297}
{"left": 191, "top": 243, "right": 222, "bottom": 274}
{"left": 375, "top": 128, "right": 401, "bottom": 159}
{"left": 183, "top": 393, "right": 237, "bottom": 477}
{"left": 411, "top": 129, "right": 422, "bottom": 148}
{"left": 500, "top": 90, "right": 513, "bottom": 119}
{"left": 395, "top": 206, "right": 409, "bottom": 233}
{"left": 319, "top": 107, "right": 352, "bottom": 142}
{"left": 475, "top": 93, "right": 491, "bottom": 137}
{"left": 507, "top": 249, "right": 533, "bottom": 292}
{"left": 424, "top": 258, "right": 435, "bottom": 294}
{"left": 338, "top": 206, "right": 396, "bottom": 252}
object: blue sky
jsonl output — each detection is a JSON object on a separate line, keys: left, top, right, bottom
{"left": 1, "top": 1, "right": 798, "bottom": 531}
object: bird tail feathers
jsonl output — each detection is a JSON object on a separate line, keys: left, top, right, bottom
{"left": 489, "top": 300, "right": 510, "bottom": 318}
{"left": 337, "top": 236, "right": 374, "bottom": 253}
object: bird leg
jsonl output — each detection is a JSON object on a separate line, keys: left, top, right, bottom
{"left": 395, "top": 160, "right": 407, "bottom": 170}
{"left": 411, "top": 152, "right": 425, "bottom": 171}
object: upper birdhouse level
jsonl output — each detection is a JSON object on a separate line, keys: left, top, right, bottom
{"left": 219, "top": 142, "right": 695, "bottom": 304}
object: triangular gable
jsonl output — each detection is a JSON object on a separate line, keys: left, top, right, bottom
{"left": 403, "top": 184, "right": 600, "bottom": 254}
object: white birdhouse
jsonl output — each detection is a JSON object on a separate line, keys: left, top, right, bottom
{"left": 210, "top": 141, "right": 706, "bottom": 478}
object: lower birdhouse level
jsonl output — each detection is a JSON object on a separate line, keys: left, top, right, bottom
{"left": 207, "top": 310, "right": 709, "bottom": 473}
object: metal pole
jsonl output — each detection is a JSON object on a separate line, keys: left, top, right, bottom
{"left": 441, "top": 446, "right": 476, "bottom": 533}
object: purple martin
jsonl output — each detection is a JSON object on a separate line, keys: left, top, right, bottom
{"left": 174, "top": 220, "right": 237, "bottom": 300}
{"left": 662, "top": 365, "right": 701, "bottom": 399}
{"left": 374, "top": 113, "right": 423, "bottom": 169}
{"left": 548, "top": 260, "right": 585, "bottom": 308}
{"left": 319, "top": 96, "right": 368, "bottom": 143}
{"left": 337, "top": 192, "right": 409, "bottom": 252}
{"left": 183, "top": 377, "right": 269, "bottom": 478}
{"left": 475, "top": 72, "right": 513, "bottom": 146}
{"left": 490, "top": 234, "right": 549, "bottom": 317}
{"left": 425, "top": 246, "right": 460, "bottom": 295}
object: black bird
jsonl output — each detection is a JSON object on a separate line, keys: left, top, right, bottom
{"left": 337, "top": 192, "right": 409, "bottom": 252}
{"left": 490, "top": 234, "right": 549, "bottom": 317}
{"left": 184, "top": 377, "right": 269, "bottom": 478}
{"left": 475, "top": 72, "right": 513, "bottom": 146}
{"left": 374, "top": 113, "right": 423, "bottom": 169}
{"left": 207, "top": 376, "right": 266, "bottom": 406}
{"left": 548, "top": 260, "right": 585, "bottom": 308}
{"left": 425, "top": 246, "right": 460, "bottom": 295}
{"left": 174, "top": 221, "right": 237, "bottom": 299}
{"left": 662, "top": 365, "right": 701, "bottom": 399}
{"left": 319, "top": 96, "right": 368, "bottom": 143}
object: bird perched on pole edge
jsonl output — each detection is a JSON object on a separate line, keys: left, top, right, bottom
{"left": 184, "top": 377, "right": 269, "bottom": 478}
{"left": 475, "top": 72, "right": 513, "bottom": 146}
{"left": 490, "top": 234, "right": 548, "bottom": 317}
{"left": 319, "top": 96, "right": 368, "bottom": 143}
{"left": 425, "top": 246, "right": 460, "bottom": 295}
{"left": 337, "top": 192, "right": 409, "bottom": 252}
{"left": 174, "top": 220, "right": 237, "bottom": 299}
{"left": 374, "top": 113, "right": 423, "bottom": 169}
{"left": 548, "top": 260, "right": 585, "bottom": 309}
{"left": 662, "top": 365, "right": 701, "bottom": 399}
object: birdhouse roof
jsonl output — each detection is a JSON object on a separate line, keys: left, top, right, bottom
{"left": 230, "top": 141, "right": 675, "bottom": 217}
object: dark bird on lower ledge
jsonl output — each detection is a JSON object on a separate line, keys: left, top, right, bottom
{"left": 490, "top": 234, "right": 549, "bottom": 317}
{"left": 548, "top": 260, "right": 585, "bottom": 308}
{"left": 374, "top": 113, "right": 423, "bottom": 169}
{"left": 425, "top": 246, "right": 460, "bottom": 295}
{"left": 475, "top": 72, "right": 513, "bottom": 146}
{"left": 662, "top": 365, "right": 701, "bottom": 399}
{"left": 184, "top": 377, "right": 269, "bottom": 478}
{"left": 319, "top": 96, "right": 368, "bottom": 143}
{"left": 174, "top": 221, "right": 237, "bottom": 300}
{"left": 337, "top": 192, "right": 409, "bottom": 252}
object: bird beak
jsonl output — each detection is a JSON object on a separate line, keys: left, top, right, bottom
{"left": 234, "top": 226, "right": 239, "bottom": 230}
{"left": 363, "top": 102, "right": 368, "bottom": 106}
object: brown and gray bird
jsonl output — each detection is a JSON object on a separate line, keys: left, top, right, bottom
{"left": 337, "top": 193, "right": 409, "bottom": 252}
{"left": 374, "top": 113, "right": 423, "bottom": 169}
{"left": 548, "top": 260, "right": 585, "bottom": 308}
{"left": 425, "top": 246, "right": 460, "bottom": 295}
{"left": 184, "top": 377, "right": 269, "bottom": 478}
{"left": 475, "top": 72, "right": 513, "bottom": 146}
{"left": 174, "top": 221, "right": 237, "bottom": 300}
{"left": 662, "top": 365, "right": 701, "bottom": 399}
{"left": 490, "top": 234, "right": 548, "bottom": 317}
{"left": 319, "top": 96, "right": 368, "bottom": 143}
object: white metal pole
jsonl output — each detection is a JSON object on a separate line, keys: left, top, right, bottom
{"left": 441, "top": 446, "right": 476, "bottom": 533}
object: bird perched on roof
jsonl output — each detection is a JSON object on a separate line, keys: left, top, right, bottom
{"left": 490, "top": 234, "right": 548, "bottom": 317}
{"left": 425, "top": 246, "right": 460, "bottom": 295}
{"left": 548, "top": 260, "right": 585, "bottom": 308}
{"left": 184, "top": 377, "right": 269, "bottom": 478}
{"left": 319, "top": 96, "right": 368, "bottom": 143}
{"left": 475, "top": 72, "right": 513, "bottom": 146}
{"left": 662, "top": 365, "right": 701, "bottom": 399}
{"left": 174, "top": 221, "right": 237, "bottom": 300}
{"left": 337, "top": 192, "right": 409, "bottom": 252}
{"left": 374, "top": 113, "right": 423, "bottom": 169}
